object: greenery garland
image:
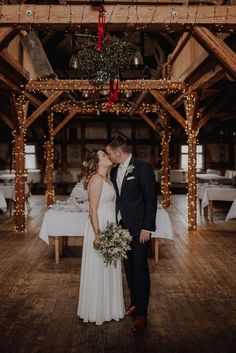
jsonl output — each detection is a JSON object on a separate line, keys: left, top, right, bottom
{"left": 74, "top": 36, "right": 133, "bottom": 87}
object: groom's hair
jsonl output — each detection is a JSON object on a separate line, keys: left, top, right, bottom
{"left": 106, "top": 135, "right": 129, "bottom": 152}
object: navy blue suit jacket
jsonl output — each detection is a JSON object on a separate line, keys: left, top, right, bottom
{"left": 110, "top": 156, "right": 157, "bottom": 238}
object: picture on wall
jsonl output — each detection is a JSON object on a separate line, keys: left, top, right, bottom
{"left": 67, "top": 145, "right": 81, "bottom": 164}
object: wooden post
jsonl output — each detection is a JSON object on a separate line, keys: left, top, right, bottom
{"left": 45, "top": 113, "right": 55, "bottom": 207}
{"left": 184, "top": 92, "right": 199, "bottom": 231}
{"left": 160, "top": 112, "right": 171, "bottom": 208}
{"left": 13, "top": 94, "right": 27, "bottom": 232}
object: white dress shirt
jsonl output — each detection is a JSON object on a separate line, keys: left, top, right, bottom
{"left": 116, "top": 154, "right": 132, "bottom": 193}
{"left": 116, "top": 154, "right": 132, "bottom": 222}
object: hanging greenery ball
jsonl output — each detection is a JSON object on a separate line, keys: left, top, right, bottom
{"left": 74, "top": 36, "right": 133, "bottom": 87}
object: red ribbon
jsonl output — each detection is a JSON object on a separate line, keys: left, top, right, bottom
{"left": 97, "top": 7, "right": 106, "bottom": 51}
{"left": 106, "top": 79, "right": 119, "bottom": 109}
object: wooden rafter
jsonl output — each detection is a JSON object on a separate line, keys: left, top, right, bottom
{"left": 52, "top": 109, "right": 77, "bottom": 137}
{"left": 139, "top": 112, "right": 161, "bottom": 134}
{"left": 25, "top": 91, "right": 63, "bottom": 128}
{"left": 192, "top": 27, "right": 236, "bottom": 80}
{"left": 0, "top": 111, "right": 14, "bottom": 129}
{"left": 0, "top": 49, "right": 29, "bottom": 82}
{"left": 168, "top": 32, "right": 191, "bottom": 66}
{"left": 0, "top": 72, "right": 21, "bottom": 91}
{"left": 25, "top": 80, "right": 186, "bottom": 92}
{"left": 0, "top": 27, "right": 20, "bottom": 52}
{"left": 0, "top": 5, "right": 236, "bottom": 29}
{"left": 150, "top": 90, "right": 186, "bottom": 128}
{"left": 197, "top": 92, "right": 235, "bottom": 129}
{"left": 0, "top": 72, "right": 43, "bottom": 107}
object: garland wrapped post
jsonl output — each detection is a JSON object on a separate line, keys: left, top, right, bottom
{"left": 45, "top": 113, "right": 55, "bottom": 207}
{"left": 184, "top": 92, "right": 199, "bottom": 231}
{"left": 160, "top": 112, "right": 171, "bottom": 208}
{"left": 13, "top": 94, "right": 27, "bottom": 232}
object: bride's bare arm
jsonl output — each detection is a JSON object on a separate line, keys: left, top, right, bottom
{"left": 88, "top": 174, "right": 103, "bottom": 241}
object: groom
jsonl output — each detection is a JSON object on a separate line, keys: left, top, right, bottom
{"left": 106, "top": 135, "right": 157, "bottom": 330}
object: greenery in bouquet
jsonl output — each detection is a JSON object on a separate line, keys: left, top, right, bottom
{"left": 93, "top": 222, "right": 132, "bottom": 267}
{"left": 74, "top": 36, "right": 133, "bottom": 87}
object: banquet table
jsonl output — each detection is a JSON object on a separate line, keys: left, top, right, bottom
{"left": 0, "top": 183, "right": 30, "bottom": 215}
{"left": 0, "top": 190, "right": 7, "bottom": 212}
{"left": 196, "top": 173, "right": 231, "bottom": 184}
{"left": 39, "top": 203, "right": 174, "bottom": 264}
{"left": 226, "top": 199, "right": 236, "bottom": 221}
{"left": 197, "top": 185, "right": 236, "bottom": 221}
{"left": 0, "top": 174, "right": 15, "bottom": 182}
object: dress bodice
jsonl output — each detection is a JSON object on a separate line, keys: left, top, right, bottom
{"left": 98, "top": 181, "right": 116, "bottom": 210}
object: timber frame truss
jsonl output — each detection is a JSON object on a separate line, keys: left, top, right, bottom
{"left": 0, "top": 3, "right": 236, "bottom": 232}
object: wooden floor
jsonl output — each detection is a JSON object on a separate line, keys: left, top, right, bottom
{"left": 0, "top": 195, "right": 236, "bottom": 353}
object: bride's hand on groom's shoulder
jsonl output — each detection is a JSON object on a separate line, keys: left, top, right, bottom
{"left": 140, "top": 230, "right": 151, "bottom": 244}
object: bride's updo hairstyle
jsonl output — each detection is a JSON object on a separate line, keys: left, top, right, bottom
{"left": 83, "top": 153, "right": 99, "bottom": 190}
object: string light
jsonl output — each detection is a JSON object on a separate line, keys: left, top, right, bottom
{"left": 12, "top": 94, "right": 27, "bottom": 232}
{"left": 184, "top": 93, "right": 199, "bottom": 231}
{"left": 25, "top": 79, "right": 186, "bottom": 93}
{"left": 159, "top": 109, "right": 171, "bottom": 208}
{"left": 52, "top": 101, "right": 167, "bottom": 115}
{"left": 45, "top": 113, "right": 55, "bottom": 207}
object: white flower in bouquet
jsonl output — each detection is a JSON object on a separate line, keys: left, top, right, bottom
{"left": 93, "top": 222, "right": 132, "bottom": 267}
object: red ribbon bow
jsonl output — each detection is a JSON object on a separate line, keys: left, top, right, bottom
{"left": 97, "top": 7, "right": 106, "bottom": 51}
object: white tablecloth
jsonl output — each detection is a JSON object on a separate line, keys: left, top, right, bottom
{"left": 198, "top": 185, "right": 236, "bottom": 208}
{"left": 197, "top": 173, "right": 231, "bottom": 183}
{"left": 226, "top": 199, "right": 236, "bottom": 221}
{"left": 0, "top": 174, "right": 15, "bottom": 182}
{"left": 0, "top": 190, "right": 7, "bottom": 212}
{"left": 39, "top": 205, "right": 174, "bottom": 245}
{"left": 0, "top": 184, "right": 29, "bottom": 200}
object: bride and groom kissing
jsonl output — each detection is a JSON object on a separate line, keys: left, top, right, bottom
{"left": 78, "top": 135, "right": 157, "bottom": 330}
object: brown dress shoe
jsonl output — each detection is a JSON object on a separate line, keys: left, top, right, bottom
{"left": 124, "top": 305, "right": 136, "bottom": 317}
{"left": 133, "top": 316, "right": 147, "bottom": 331}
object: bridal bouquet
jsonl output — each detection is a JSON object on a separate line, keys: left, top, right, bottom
{"left": 93, "top": 222, "right": 132, "bottom": 267}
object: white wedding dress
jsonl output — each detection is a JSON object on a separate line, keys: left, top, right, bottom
{"left": 78, "top": 180, "right": 124, "bottom": 325}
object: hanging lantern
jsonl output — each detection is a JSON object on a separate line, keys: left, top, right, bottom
{"left": 123, "top": 90, "right": 132, "bottom": 98}
{"left": 130, "top": 50, "right": 144, "bottom": 67}
{"left": 82, "top": 91, "right": 90, "bottom": 98}
{"left": 69, "top": 54, "right": 79, "bottom": 69}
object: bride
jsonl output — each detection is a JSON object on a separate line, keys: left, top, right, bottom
{"left": 78, "top": 150, "right": 124, "bottom": 325}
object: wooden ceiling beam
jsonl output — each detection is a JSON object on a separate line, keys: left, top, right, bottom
{"left": 0, "top": 71, "right": 43, "bottom": 107}
{"left": 0, "top": 72, "right": 21, "bottom": 91}
{"left": 139, "top": 112, "right": 161, "bottom": 134}
{"left": 25, "top": 80, "right": 186, "bottom": 91}
{"left": 0, "top": 49, "right": 29, "bottom": 82}
{"left": 0, "top": 111, "right": 14, "bottom": 129}
{"left": 192, "top": 27, "right": 236, "bottom": 80}
{"left": 52, "top": 109, "right": 77, "bottom": 137}
{"left": 25, "top": 91, "right": 63, "bottom": 128}
{"left": 0, "top": 5, "right": 236, "bottom": 29}
{"left": 168, "top": 32, "right": 191, "bottom": 66}
{"left": 150, "top": 90, "right": 186, "bottom": 128}
{"left": 0, "top": 27, "right": 20, "bottom": 52}
{"left": 197, "top": 92, "right": 235, "bottom": 129}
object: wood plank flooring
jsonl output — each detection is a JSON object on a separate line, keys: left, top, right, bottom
{"left": 0, "top": 195, "right": 235, "bottom": 353}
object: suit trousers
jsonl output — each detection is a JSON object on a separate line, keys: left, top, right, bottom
{"left": 123, "top": 235, "right": 150, "bottom": 317}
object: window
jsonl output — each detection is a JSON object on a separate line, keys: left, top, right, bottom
{"left": 180, "top": 145, "right": 203, "bottom": 170}
{"left": 25, "top": 145, "right": 37, "bottom": 169}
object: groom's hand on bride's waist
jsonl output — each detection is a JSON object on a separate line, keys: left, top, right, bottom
{"left": 140, "top": 230, "right": 151, "bottom": 244}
